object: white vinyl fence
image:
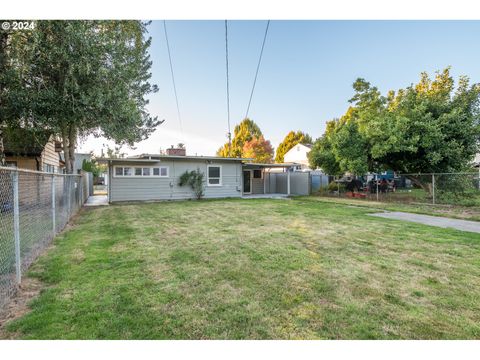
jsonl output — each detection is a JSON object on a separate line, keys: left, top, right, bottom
{"left": 0, "top": 167, "right": 88, "bottom": 310}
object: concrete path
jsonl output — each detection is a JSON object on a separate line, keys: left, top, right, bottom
{"left": 85, "top": 195, "right": 109, "bottom": 206}
{"left": 242, "top": 193, "right": 290, "bottom": 200}
{"left": 369, "top": 211, "right": 480, "bottom": 234}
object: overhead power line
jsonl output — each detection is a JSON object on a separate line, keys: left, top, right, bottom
{"left": 163, "top": 20, "right": 184, "bottom": 142}
{"left": 245, "top": 20, "right": 270, "bottom": 120}
{"left": 225, "top": 20, "right": 232, "bottom": 154}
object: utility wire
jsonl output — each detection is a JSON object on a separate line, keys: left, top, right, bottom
{"left": 163, "top": 20, "right": 184, "bottom": 142}
{"left": 245, "top": 20, "right": 270, "bottom": 120}
{"left": 225, "top": 20, "right": 232, "bottom": 154}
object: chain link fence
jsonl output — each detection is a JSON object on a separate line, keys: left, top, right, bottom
{"left": 0, "top": 167, "right": 88, "bottom": 310}
{"left": 313, "top": 172, "right": 480, "bottom": 207}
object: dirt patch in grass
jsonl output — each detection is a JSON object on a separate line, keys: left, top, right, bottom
{"left": 0, "top": 277, "right": 44, "bottom": 339}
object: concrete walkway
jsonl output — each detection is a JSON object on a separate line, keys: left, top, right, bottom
{"left": 242, "top": 193, "right": 290, "bottom": 200}
{"left": 85, "top": 195, "right": 109, "bottom": 206}
{"left": 369, "top": 211, "right": 480, "bottom": 234}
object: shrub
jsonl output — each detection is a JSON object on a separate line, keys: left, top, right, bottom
{"left": 178, "top": 169, "right": 205, "bottom": 199}
{"left": 327, "top": 181, "right": 345, "bottom": 192}
{"left": 435, "top": 174, "right": 480, "bottom": 206}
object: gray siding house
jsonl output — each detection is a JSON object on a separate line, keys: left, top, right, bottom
{"left": 104, "top": 154, "right": 311, "bottom": 203}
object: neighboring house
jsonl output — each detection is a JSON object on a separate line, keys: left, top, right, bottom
{"left": 283, "top": 143, "right": 313, "bottom": 171}
{"left": 3, "top": 128, "right": 64, "bottom": 173}
{"left": 73, "top": 153, "right": 93, "bottom": 174}
{"left": 474, "top": 153, "right": 480, "bottom": 168}
{"left": 103, "top": 152, "right": 311, "bottom": 203}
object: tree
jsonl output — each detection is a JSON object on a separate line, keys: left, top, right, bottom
{"left": 242, "top": 136, "right": 274, "bottom": 163}
{"left": 0, "top": 27, "right": 33, "bottom": 166}
{"left": 217, "top": 118, "right": 263, "bottom": 157}
{"left": 308, "top": 119, "right": 341, "bottom": 175}
{"left": 8, "top": 21, "right": 160, "bottom": 173}
{"left": 309, "top": 68, "right": 480, "bottom": 189}
{"left": 102, "top": 145, "right": 127, "bottom": 159}
{"left": 275, "top": 130, "right": 313, "bottom": 163}
{"left": 81, "top": 156, "right": 105, "bottom": 177}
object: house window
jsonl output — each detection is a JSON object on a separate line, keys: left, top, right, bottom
{"left": 43, "top": 164, "right": 55, "bottom": 173}
{"left": 253, "top": 169, "right": 262, "bottom": 179}
{"left": 115, "top": 165, "right": 168, "bottom": 177}
{"left": 153, "top": 167, "right": 168, "bottom": 177}
{"left": 207, "top": 165, "right": 222, "bottom": 186}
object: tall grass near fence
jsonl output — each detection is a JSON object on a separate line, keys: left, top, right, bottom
{"left": 0, "top": 167, "right": 88, "bottom": 310}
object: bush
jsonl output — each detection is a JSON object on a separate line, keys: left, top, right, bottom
{"left": 435, "top": 174, "right": 480, "bottom": 206}
{"left": 178, "top": 169, "right": 205, "bottom": 199}
{"left": 327, "top": 181, "right": 345, "bottom": 192}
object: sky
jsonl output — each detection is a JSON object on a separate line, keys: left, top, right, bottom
{"left": 78, "top": 20, "right": 480, "bottom": 157}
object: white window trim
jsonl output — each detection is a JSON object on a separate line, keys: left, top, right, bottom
{"left": 207, "top": 165, "right": 222, "bottom": 187}
{"left": 113, "top": 165, "right": 169, "bottom": 178}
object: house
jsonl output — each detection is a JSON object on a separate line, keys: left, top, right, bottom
{"left": 474, "top": 153, "right": 480, "bottom": 168}
{"left": 3, "top": 128, "right": 64, "bottom": 173}
{"left": 283, "top": 143, "right": 313, "bottom": 171}
{"left": 73, "top": 153, "right": 93, "bottom": 174}
{"left": 102, "top": 152, "right": 311, "bottom": 203}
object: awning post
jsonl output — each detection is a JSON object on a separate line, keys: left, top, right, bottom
{"left": 287, "top": 170, "right": 291, "bottom": 195}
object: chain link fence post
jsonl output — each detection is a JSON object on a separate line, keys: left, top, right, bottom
{"left": 337, "top": 176, "right": 340, "bottom": 197}
{"left": 51, "top": 175, "right": 56, "bottom": 236}
{"left": 432, "top": 173, "right": 435, "bottom": 205}
{"left": 12, "top": 170, "right": 21, "bottom": 284}
{"left": 67, "top": 176, "right": 71, "bottom": 220}
{"left": 376, "top": 173, "right": 379, "bottom": 202}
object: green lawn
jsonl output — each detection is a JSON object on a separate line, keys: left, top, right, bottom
{"left": 309, "top": 195, "right": 480, "bottom": 222}
{"left": 2, "top": 197, "right": 480, "bottom": 339}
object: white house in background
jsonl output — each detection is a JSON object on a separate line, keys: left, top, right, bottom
{"left": 283, "top": 143, "right": 313, "bottom": 171}
{"left": 474, "top": 153, "right": 480, "bottom": 168}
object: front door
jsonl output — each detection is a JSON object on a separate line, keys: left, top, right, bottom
{"left": 243, "top": 170, "right": 252, "bottom": 194}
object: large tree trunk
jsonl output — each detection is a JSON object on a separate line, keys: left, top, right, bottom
{"left": 61, "top": 126, "right": 71, "bottom": 174}
{"left": 68, "top": 125, "right": 76, "bottom": 174}
{"left": 405, "top": 175, "right": 432, "bottom": 195}
{"left": 0, "top": 127, "right": 5, "bottom": 167}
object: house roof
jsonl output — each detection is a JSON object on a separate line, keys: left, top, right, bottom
{"left": 3, "top": 127, "right": 52, "bottom": 157}
{"left": 243, "top": 163, "right": 296, "bottom": 168}
{"left": 128, "top": 154, "right": 251, "bottom": 162}
{"left": 97, "top": 154, "right": 252, "bottom": 163}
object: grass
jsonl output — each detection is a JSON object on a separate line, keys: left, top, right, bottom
{"left": 2, "top": 197, "right": 480, "bottom": 339}
{"left": 309, "top": 195, "right": 480, "bottom": 222}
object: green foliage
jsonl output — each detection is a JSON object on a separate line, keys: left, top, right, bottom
{"left": 81, "top": 158, "right": 104, "bottom": 177}
{"left": 217, "top": 118, "right": 263, "bottom": 158}
{"left": 327, "top": 181, "right": 345, "bottom": 192}
{"left": 178, "top": 169, "right": 205, "bottom": 199}
{"left": 2, "top": 21, "right": 160, "bottom": 172}
{"left": 435, "top": 174, "right": 480, "bottom": 206}
{"left": 309, "top": 68, "right": 480, "bottom": 180}
{"left": 275, "top": 130, "right": 313, "bottom": 163}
